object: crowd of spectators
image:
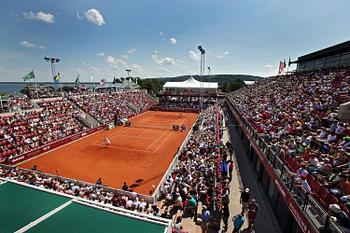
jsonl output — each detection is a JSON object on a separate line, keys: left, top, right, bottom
{"left": 0, "top": 96, "right": 33, "bottom": 113}
{"left": 227, "top": 67, "right": 350, "bottom": 228}
{"left": 158, "top": 106, "right": 230, "bottom": 232}
{"left": 70, "top": 91, "right": 156, "bottom": 124}
{"left": 158, "top": 96, "right": 216, "bottom": 110}
{"left": 24, "top": 86, "right": 61, "bottom": 99}
{"left": 0, "top": 98, "right": 87, "bottom": 161}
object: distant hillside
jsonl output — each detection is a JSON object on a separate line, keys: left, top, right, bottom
{"left": 153, "top": 74, "right": 263, "bottom": 84}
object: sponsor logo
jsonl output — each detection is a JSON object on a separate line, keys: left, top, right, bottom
{"left": 71, "top": 135, "right": 81, "bottom": 141}
{"left": 288, "top": 201, "right": 309, "bottom": 232}
{"left": 274, "top": 178, "right": 286, "bottom": 199}
{"left": 11, "top": 156, "right": 24, "bottom": 163}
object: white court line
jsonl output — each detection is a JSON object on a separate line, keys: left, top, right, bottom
{"left": 136, "top": 128, "right": 152, "bottom": 138}
{"left": 149, "top": 130, "right": 175, "bottom": 153}
{"left": 0, "top": 181, "right": 7, "bottom": 186}
{"left": 14, "top": 200, "right": 73, "bottom": 233}
{"left": 144, "top": 129, "right": 170, "bottom": 152}
{"left": 145, "top": 116, "right": 183, "bottom": 152}
{"left": 109, "top": 145, "right": 150, "bottom": 153}
{"left": 17, "top": 129, "right": 103, "bottom": 165}
{"left": 117, "top": 134, "right": 157, "bottom": 140}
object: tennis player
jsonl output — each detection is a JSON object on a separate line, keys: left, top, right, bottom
{"left": 104, "top": 137, "right": 111, "bottom": 148}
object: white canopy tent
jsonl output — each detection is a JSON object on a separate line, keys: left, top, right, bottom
{"left": 163, "top": 76, "right": 218, "bottom": 90}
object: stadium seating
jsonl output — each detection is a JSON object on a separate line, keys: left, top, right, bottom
{"left": 70, "top": 91, "right": 156, "bottom": 124}
{"left": 227, "top": 67, "right": 350, "bottom": 227}
{"left": 0, "top": 98, "right": 87, "bottom": 160}
{"left": 159, "top": 106, "right": 226, "bottom": 212}
{"left": 0, "top": 96, "right": 33, "bottom": 113}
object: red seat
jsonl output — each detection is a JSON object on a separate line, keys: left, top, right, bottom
{"left": 310, "top": 179, "right": 321, "bottom": 194}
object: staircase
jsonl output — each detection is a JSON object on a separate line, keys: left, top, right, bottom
{"left": 77, "top": 113, "right": 100, "bottom": 128}
{"left": 127, "top": 103, "right": 139, "bottom": 114}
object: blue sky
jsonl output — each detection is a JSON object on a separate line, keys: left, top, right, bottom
{"left": 0, "top": 0, "right": 350, "bottom": 82}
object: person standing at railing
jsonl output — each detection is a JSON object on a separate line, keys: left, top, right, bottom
{"left": 240, "top": 188, "right": 250, "bottom": 211}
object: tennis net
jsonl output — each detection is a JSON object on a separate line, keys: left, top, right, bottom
{"left": 128, "top": 122, "right": 185, "bottom": 131}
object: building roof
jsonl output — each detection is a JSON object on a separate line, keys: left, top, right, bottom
{"left": 297, "top": 40, "right": 350, "bottom": 63}
{"left": 243, "top": 81, "right": 255, "bottom": 85}
{"left": 163, "top": 76, "right": 218, "bottom": 89}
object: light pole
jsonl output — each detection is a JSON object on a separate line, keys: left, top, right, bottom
{"left": 44, "top": 57, "right": 62, "bottom": 93}
{"left": 198, "top": 46, "right": 206, "bottom": 110}
{"left": 126, "top": 69, "right": 131, "bottom": 88}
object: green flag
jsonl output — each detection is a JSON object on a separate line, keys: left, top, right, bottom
{"left": 22, "top": 70, "right": 35, "bottom": 81}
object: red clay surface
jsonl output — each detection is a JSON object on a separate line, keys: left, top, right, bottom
{"left": 19, "top": 111, "right": 198, "bottom": 195}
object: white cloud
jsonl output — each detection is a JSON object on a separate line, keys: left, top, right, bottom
{"left": 23, "top": 11, "right": 55, "bottom": 23}
{"left": 152, "top": 54, "right": 177, "bottom": 66}
{"left": 265, "top": 64, "right": 273, "bottom": 68}
{"left": 154, "top": 50, "right": 159, "bottom": 54}
{"left": 84, "top": 9, "right": 105, "bottom": 26}
{"left": 216, "top": 51, "right": 229, "bottom": 59}
{"left": 20, "top": 41, "right": 35, "bottom": 48}
{"left": 159, "top": 32, "right": 164, "bottom": 36}
{"left": 169, "top": 38, "right": 177, "bottom": 45}
{"left": 156, "top": 66, "right": 170, "bottom": 73}
{"left": 20, "top": 40, "right": 45, "bottom": 50}
{"left": 128, "top": 48, "right": 136, "bottom": 54}
{"left": 97, "top": 52, "right": 105, "bottom": 57}
{"left": 76, "top": 12, "right": 83, "bottom": 20}
{"left": 121, "top": 54, "right": 129, "bottom": 59}
{"left": 105, "top": 55, "right": 127, "bottom": 70}
{"left": 188, "top": 50, "right": 201, "bottom": 61}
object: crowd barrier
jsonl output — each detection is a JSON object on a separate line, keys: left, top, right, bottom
{"left": 225, "top": 100, "right": 344, "bottom": 233}
{"left": 5, "top": 125, "right": 105, "bottom": 165}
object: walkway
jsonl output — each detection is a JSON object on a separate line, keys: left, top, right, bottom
{"left": 224, "top": 110, "right": 282, "bottom": 233}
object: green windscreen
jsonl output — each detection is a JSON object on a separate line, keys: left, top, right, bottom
{"left": 0, "top": 182, "right": 69, "bottom": 233}
{"left": 25, "top": 202, "right": 167, "bottom": 233}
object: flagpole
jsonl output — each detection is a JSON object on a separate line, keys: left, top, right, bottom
{"left": 35, "top": 82, "right": 39, "bottom": 99}
{"left": 0, "top": 95, "right": 3, "bottom": 112}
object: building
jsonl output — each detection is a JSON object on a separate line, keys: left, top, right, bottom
{"left": 295, "top": 40, "right": 350, "bottom": 72}
{"left": 156, "top": 76, "right": 218, "bottom": 112}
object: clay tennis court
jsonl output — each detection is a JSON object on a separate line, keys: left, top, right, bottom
{"left": 19, "top": 111, "right": 198, "bottom": 195}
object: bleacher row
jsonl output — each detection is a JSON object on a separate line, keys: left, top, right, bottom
{"left": 227, "top": 67, "right": 350, "bottom": 229}
{"left": 0, "top": 91, "right": 156, "bottom": 162}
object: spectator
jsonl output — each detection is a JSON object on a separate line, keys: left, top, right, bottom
{"left": 122, "top": 181, "right": 128, "bottom": 191}
{"left": 247, "top": 199, "right": 259, "bottom": 229}
{"left": 232, "top": 210, "right": 245, "bottom": 233}
{"left": 201, "top": 205, "right": 210, "bottom": 233}
{"left": 240, "top": 188, "right": 250, "bottom": 211}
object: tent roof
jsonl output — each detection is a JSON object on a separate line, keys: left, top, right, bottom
{"left": 243, "top": 81, "right": 255, "bottom": 85}
{"left": 163, "top": 76, "right": 218, "bottom": 89}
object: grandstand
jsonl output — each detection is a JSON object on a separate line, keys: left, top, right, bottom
{"left": 225, "top": 41, "right": 350, "bottom": 233}
{"left": 294, "top": 40, "right": 350, "bottom": 72}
